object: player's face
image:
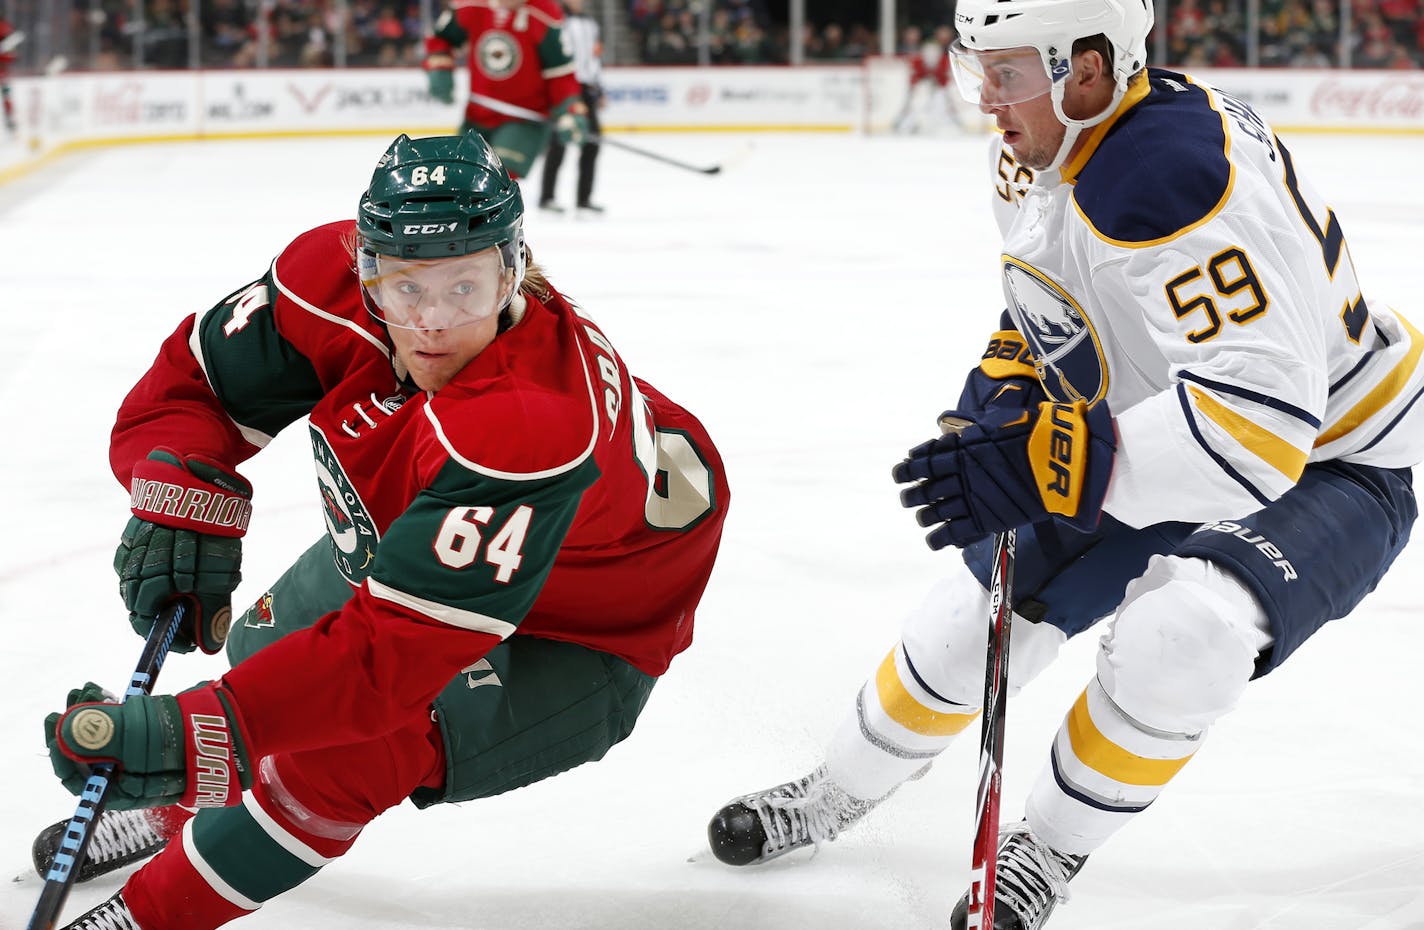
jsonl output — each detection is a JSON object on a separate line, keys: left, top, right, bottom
{"left": 992, "top": 89, "right": 1067, "bottom": 170}
{"left": 362, "top": 247, "right": 513, "bottom": 332}
{"left": 950, "top": 43, "right": 1066, "bottom": 168}
{"left": 386, "top": 304, "right": 502, "bottom": 392}
{"left": 363, "top": 247, "right": 514, "bottom": 391}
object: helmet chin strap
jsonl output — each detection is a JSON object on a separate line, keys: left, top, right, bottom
{"left": 1041, "top": 79, "right": 1127, "bottom": 173}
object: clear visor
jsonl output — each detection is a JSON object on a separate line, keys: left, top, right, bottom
{"left": 949, "top": 40, "right": 1054, "bottom": 107}
{"left": 359, "top": 248, "right": 514, "bottom": 332}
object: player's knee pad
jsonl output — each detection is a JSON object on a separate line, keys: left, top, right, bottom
{"left": 900, "top": 562, "right": 1066, "bottom": 707}
{"left": 1098, "top": 555, "right": 1268, "bottom": 735}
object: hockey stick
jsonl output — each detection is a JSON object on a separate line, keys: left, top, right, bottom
{"left": 27, "top": 599, "right": 191, "bottom": 930}
{"left": 591, "top": 135, "right": 722, "bottom": 175}
{"left": 964, "top": 529, "right": 1015, "bottom": 930}
{"left": 466, "top": 93, "right": 725, "bottom": 175}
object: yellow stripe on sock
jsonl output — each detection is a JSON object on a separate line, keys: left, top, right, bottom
{"left": 1065, "top": 689, "right": 1195, "bottom": 786}
{"left": 874, "top": 649, "right": 979, "bottom": 737}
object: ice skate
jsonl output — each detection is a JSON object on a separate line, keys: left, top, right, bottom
{"left": 59, "top": 892, "right": 142, "bottom": 930}
{"left": 575, "top": 201, "right": 605, "bottom": 219}
{"left": 950, "top": 821, "right": 1087, "bottom": 930}
{"left": 707, "top": 766, "right": 876, "bottom": 866}
{"left": 33, "top": 807, "right": 184, "bottom": 884}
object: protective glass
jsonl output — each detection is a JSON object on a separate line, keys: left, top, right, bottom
{"left": 949, "top": 41, "right": 1053, "bottom": 107}
{"left": 359, "top": 248, "right": 513, "bottom": 332}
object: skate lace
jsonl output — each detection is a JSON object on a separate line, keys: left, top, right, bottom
{"left": 749, "top": 767, "right": 868, "bottom": 858}
{"left": 87, "top": 810, "right": 164, "bottom": 864}
{"left": 70, "top": 894, "right": 142, "bottom": 930}
{"left": 994, "top": 822, "right": 1082, "bottom": 930}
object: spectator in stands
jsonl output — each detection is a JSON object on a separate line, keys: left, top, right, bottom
{"left": 842, "top": 23, "right": 871, "bottom": 58}
{"left": 731, "top": 15, "right": 774, "bottom": 63}
{"left": 811, "top": 22, "right": 852, "bottom": 60}
{"left": 202, "top": 0, "right": 254, "bottom": 68}
{"left": 898, "top": 25, "right": 923, "bottom": 55}
{"left": 643, "top": 10, "right": 696, "bottom": 63}
{"left": 373, "top": 5, "right": 408, "bottom": 66}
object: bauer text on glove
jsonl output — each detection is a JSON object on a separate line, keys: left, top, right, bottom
{"left": 956, "top": 314, "right": 1048, "bottom": 415}
{"left": 892, "top": 399, "right": 1116, "bottom": 550}
{"left": 46, "top": 682, "right": 252, "bottom": 810}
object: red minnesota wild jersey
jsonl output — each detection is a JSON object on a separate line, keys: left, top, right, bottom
{"left": 426, "top": 0, "right": 580, "bottom": 129}
{"left": 110, "top": 221, "right": 728, "bottom": 755}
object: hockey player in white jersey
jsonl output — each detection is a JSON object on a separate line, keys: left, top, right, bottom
{"left": 706, "top": 0, "right": 1423, "bottom": 927}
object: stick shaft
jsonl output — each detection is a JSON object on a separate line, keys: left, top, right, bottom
{"left": 27, "top": 600, "right": 189, "bottom": 930}
{"left": 965, "top": 530, "right": 1015, "bottom": 930}
{"left": 465, "top": 93, "right": 723, "bottom": 174}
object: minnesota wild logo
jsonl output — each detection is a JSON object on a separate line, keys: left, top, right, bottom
{"left": 244, "top": 592, "right": 276, "bottom": 630}
{"left": 310, "top": 424, "right": 380, "bottom": 584}
{"left": 476, "top": 31, "right": 521, "bottom": 79}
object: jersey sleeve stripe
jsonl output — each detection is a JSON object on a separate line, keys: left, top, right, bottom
{"left": 365, "top": 577, "right": 517, "bottom": 637}
{"left": 1316, "top": 312, "right": 1424, "bottom": 447}
{"left": 1176, "top": 383, "right": 1273, "bottom": 507}
{"left": 1354, "top": 383, "right": 1424, "bottom": 455}
{"left": 1329, "top": 343, "right": 1379, "bottom": 395}
{"left": 1178, "top": 370, "right": 1320, "bottom": 427}
{"left": 541, "top": 62, "right": 576, "bottom": 79}
{"left": 1186, "top": 384, "right": 1308, "bottom": 481}
{"left": 271, "top": 262, "right": 392, "bottom": 358}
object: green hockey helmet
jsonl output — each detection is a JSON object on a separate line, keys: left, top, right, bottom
{"left": 357, "top": 132, "right": 527, "bottom": 330}
{"left": 358, "top": 131, "right": 525, "bottom": 261}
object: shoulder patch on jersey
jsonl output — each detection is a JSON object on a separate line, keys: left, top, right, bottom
{"left": 421, "top": 298, "right": 602, "bottom": 480}
{"left": 1071, "top": 71, "right": 1232, "bottom": 247}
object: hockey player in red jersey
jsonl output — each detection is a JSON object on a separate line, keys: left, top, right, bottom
{"left": 893, "top": 40, "right": 953, "bottom": 134}
{"left": 423, "top": 0, "right": 591, "bottom": 179}
{"left": 41, "top": 131, "right": 729, "bottom": 930}
{"left": 0, "top": 18, "right": 22, "bottom": 134}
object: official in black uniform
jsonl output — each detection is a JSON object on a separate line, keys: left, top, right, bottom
{"left": 539, "top": 0, "right": 604, "bottom": 214}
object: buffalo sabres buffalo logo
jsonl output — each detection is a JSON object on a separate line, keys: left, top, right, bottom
{"left": 476, "top": 31, "right": 522, "bottom": 79}
{"left": 1002, "top": 257, "right": 1108, "bottom": 406}
{"left": 310, "top": 424, "right": 380, "bottom": 584}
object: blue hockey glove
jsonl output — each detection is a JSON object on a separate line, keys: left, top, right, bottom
{"left": 115, "top": 448, "right": 251, "bottom": 654}
{"left": 892, "top": 399, "right": 1116, "bottom": 550}
{"left": 46, "top": 681, "right": 252, "bottom": 810}
{"left": 957, "top": 315, "right": 1047, "bottom": 414}
{"left": 552, "top": 97, "right": 591, "bottom": 146}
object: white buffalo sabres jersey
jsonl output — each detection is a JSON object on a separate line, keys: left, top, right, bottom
{"left": 989, "top": 68, "right": 1424, "bottom": 529}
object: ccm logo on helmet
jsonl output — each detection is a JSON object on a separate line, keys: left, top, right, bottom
{"left": 403, "top": 221, "right": 461, "bottom": 235}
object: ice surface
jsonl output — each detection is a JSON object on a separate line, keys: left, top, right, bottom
{"left": 1, "top": 130, "right": 1421, "bottom": 929}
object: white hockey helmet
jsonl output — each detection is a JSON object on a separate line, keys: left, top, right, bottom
{"left": 951, "top": 0, "right": 1153, "bottom": 170}
{"left": 953, "top": 0, "right": 1152, "bottom": 93}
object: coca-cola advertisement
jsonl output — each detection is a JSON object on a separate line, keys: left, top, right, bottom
{"left": 1196, "top": 67, "right": 1424, "bottom": 131}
